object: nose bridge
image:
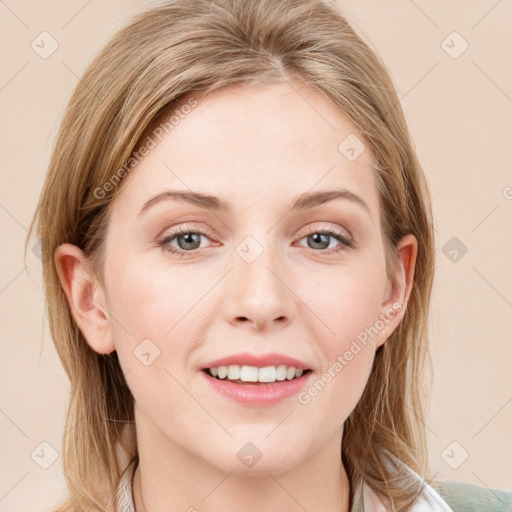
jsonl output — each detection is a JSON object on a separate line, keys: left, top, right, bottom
{"left": 225, "top": 234, "right": 293, "bottom": 328}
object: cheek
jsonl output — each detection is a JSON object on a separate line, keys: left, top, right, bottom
{"left": 298, "top": 279, "right": 378, "bottom": 421}
{"left": 298, "top": 260, "right": 385, "bottom": 347}
{"left": 102, "top": 255, "right": 207, "bottom": 393}
{"left": 299, "top": 342, "right": 374, "bottom": 431}
{"left": 294, "top": 261, "right": 383, "bottom": 410}
{"left": 106, "top": 252, "right": 211, "bottom": 338}
{"left": 104, "top": 259, "right": 209, "bottom": 420}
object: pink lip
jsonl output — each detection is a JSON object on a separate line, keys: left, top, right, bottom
{"left": 199, "top": 369, "right": 313, "bottom": 406}
{"left": 201, "top": 352, "right": 311, "bottom": 370}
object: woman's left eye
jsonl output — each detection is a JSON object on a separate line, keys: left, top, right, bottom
{"left": 295, "top": 228, "right": 354, "bottom": 253}
{"left": 157, "top": 226, "right": 354, "bottom": 256}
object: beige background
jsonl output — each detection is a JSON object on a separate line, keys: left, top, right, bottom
{"left": 1, "top": 0, "right": 511, "bottom": 510}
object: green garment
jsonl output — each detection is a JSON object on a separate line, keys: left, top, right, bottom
{"left": 432, "top": 479, "right": 512, "bottom": 512}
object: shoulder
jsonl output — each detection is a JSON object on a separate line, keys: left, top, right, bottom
{"left": 431, "top": 479, "right": 512, "bottom": 512}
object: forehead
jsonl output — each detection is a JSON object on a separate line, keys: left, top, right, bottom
{"left": 111, "top": 81, "right": 380, "bottom": 219}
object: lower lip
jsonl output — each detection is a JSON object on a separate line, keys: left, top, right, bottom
{"left": 199, "top": 370, "right": 313, "bottom": 406}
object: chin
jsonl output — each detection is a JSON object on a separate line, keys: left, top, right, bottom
{"left": 206, "top": 441, "right": 305, "bottom": 477}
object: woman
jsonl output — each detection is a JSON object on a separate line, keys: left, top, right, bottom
{"left": 25, "top": 0, "right": 512, "bottom": 511}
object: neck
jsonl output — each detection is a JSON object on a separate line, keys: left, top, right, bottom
{"left": 132, "top": 409, "right": 351, "bottom": 512}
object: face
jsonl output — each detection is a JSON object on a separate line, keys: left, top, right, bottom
{"left": 57, "top": 80, "right": 416, "bottom": 476}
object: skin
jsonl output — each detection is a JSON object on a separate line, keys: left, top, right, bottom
{"left": 55, "top": 80, "right": 417, "bottom": 512}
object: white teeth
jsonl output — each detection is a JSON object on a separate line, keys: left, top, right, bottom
{"left": 240, "top": 365, "right": 258, "bottom": 382}
{"left": 276, "top": 365, "right": 287, "bottom": 381}
{"left": 227, "top": 365, "right": 240, "bottom": 380}
{"left": 207, "top": 364, "right": 307, "bottom": 383}
{"left": 258, "top": 366, "right": 276, "bottom": 382}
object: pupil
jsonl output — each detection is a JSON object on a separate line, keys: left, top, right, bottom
{"left": 178, "top": 233, "right": 201, "bottom": 250}
{"left": 309, "top": 233, "right": 329, "bottom": 249}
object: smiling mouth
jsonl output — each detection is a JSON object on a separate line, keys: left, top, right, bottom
{"left": 202, "top": 368, "right": 312, "bottom": 384}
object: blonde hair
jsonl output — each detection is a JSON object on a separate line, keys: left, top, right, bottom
{"left": 25, "top": 0, "right": 437, "bottom": 510}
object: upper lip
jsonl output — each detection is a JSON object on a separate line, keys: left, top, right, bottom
{"left": 201, "top": 352, "right": 311, "bottom": 371}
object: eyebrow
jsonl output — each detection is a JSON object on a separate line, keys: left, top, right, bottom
{"left": 138, "top": 188, "right": 371, "bottom": 218}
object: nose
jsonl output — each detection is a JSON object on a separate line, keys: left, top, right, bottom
{"left": 223, "top": 245, "right": 294, "bottom": 331}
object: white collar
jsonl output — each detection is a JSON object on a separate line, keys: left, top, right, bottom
{"left": 350, "top": 450, "right": 454, "bottom": 512}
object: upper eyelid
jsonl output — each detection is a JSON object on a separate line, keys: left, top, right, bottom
{"left": 161, "top": 222, "right": 351, "bottom": 236}
{"left": 160, "top": 223, "right": 215, "bottom": 237}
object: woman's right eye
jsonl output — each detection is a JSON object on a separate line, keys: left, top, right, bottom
{"left": 158, "top": 227, "right": 216, "bottom": 255}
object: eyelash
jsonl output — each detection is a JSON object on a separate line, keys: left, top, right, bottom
{"left": 157, "top": 225, "right": 354, "bottom": 257}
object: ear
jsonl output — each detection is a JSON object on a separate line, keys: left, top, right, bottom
{"left": 54, "top": 243, "right": 115, "bottom": 354}
{"left": 376, "top": 233, "right": 418, "bottom": 349}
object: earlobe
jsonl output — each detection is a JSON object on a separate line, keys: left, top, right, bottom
{"left": 377, "top": 234, "right": 418, "bottom": 347}
{"left": 54, "top": 243, "right": 115, "bottom": 355}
